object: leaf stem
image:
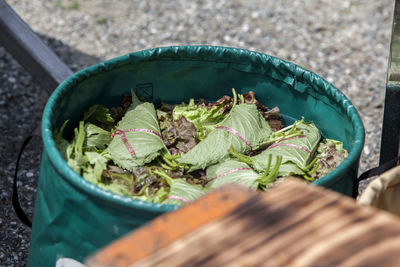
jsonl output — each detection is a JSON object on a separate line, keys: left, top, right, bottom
{"left": 232, "top": 88, "right": 237, "bottom": 109}
{"left": 228, "top": 146, "right": 252, "bottom": 166}
{"left": 258, "top": 155, "right": 282, "bottom": 185}
{"left": 307, "top": 161, "right": 320, "bottom": 176}
{"left": 274, "top": 117, "right": 305, "bottom": 135}
{"left": 303, "top": 174, "right": 315, "bottom": 181}
{"left": 269, "top": 131, "right": 303, "bottom": 144}
{"left": 153, "top": 169, "right": 173, "bottom": 185}
{"left": 262, "top": 154, "right": 272, "bottom": 177}
{"left": 239, "top": 94, "right": 245, "bottom": 104}
{"left": 157, "top": 158, "right": 174, "bottom": 170}
{"left": 304, "top": 157, "right": 318, "bottom": 171}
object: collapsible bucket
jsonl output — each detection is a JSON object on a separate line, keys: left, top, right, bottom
{"left": 28, "top": 46, "right": 365, "bottom": 266}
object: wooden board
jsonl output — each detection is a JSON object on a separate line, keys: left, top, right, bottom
{"left": 86, "top": 181, "right": 400, "bottom": 267}
{"left": 0, "top": 0, "right": 72, "bottom": 95}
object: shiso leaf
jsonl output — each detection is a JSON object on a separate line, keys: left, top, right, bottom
{"left": 106, "top": 90, "right": 166, "bottom": 170}
{"left": 177, "top": 103, "right": 273, "bottom": 171}
{"left": 162, "top": 177, "right": 205, "bottom": 206}
{"left": 251, "top": 121, "right": 321, "bottom": 176}
{"left": 205, "top": 160, "right": 259, "bottom": 190}
{"left": 53, "top": 90, "right": 350, "bottom": 206}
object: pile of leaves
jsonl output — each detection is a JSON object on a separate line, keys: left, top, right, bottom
{"left": 54, "top": 89, "right": 348, "bottom": 205}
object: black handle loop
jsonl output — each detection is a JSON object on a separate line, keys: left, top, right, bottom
{"left": 12, "top": 134, "right": 40, "bottom": 227}
{"left": 353, "top": 156, "right": 400, "bottom": 198}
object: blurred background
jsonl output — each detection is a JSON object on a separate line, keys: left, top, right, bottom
{"left": 0, "top": 0, "right": 393, "bottom": 265}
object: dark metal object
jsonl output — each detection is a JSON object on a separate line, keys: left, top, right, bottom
{"left": 380, "top": 0, "right": 400, "bottom": 166}
{"left": 0, "top": 0, "right": 72, "bottom": 95}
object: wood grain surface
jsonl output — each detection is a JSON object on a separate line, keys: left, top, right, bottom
{"left": 86, "top": 181, "right": 400, "bottom": 267}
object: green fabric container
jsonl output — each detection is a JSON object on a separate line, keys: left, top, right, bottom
{"left": 28, "top": 46, "right": 365, "bottom": 266}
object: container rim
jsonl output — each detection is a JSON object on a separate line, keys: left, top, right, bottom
{"left": 42, "top": 45, "right": 365, "bottom": 211}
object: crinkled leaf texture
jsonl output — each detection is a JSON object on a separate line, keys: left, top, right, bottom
{"left": 172, "top": 96, "right": 233, "bottom": 140}
{"left": 162, "top": 178, "right": 206, "bottom": 206}
{"left": 251, "top": 122, "right": 321, "bottom": 176}
{"left": 158, "top": 110, "right": 198, "bottom": 154}
{"left": 66, "top": 121, "right": 87, "bottom": 174}
{"left": 206, "top": 160, "right": 259, "bottom": 190}
{"left": 311, "top": 139, "right": 348, "bottom": 179}
{"left": 107, "top": 92, "right": 166, "bottom": 170}
{"left": 54, "top": 120, "right": 70, "bottom": 160}
{"left": 83, "top": 104, "right": 114, "bottom": 124}
{"left": 177, "top": 104, "right": 273, "bottom": 171}
{"left": 84, "top": 123, "right": 111, "bottom": 150}
{"left": 82, "top": 151, "right": 108, "bottom": 184}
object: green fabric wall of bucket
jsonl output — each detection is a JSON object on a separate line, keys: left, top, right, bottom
{"left": 28, "top": 45, "right": 365, "bottom": 266}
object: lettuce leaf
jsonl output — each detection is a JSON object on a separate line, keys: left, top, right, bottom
{"left": 158, "top": 110, "right": 198, "bottom": 155}
{"left": 83, "top": 104, "right": 114, "bottom": 125}
{"left": 172, "top": 96, "right": 233, "bottom": 140}
{"left": 177, "top": 104, "right": 273, "bottom": 171}
{"left": 311, "top": 139, "right": 348, "bottom": 179}
{"left": 82, "top": 151, "right": 108, "bottom": 184}
{"left": 54, "top": 120, "right": 70, "bottom": 160}
{"left": 66, "top": 121, "right": 87, "bottom": 174}
{"left": 106, "top": 91, "right": 166, "bottom": 170}
{"left": 205, "top": 160, "right": 259, "bottom": 190}
{"left": 84, "top": 123, "right": 111, "bottom": 150}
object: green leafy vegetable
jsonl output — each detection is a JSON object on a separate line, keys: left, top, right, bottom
{"left": 54, "top": 120, "right": 70, "bottom": 160}
{"left": 311, "top": 139, "right": 348, "bottom": 179}
{"left": 172, "top": 95, "right": 233, "bottom": 140}
{"left": 158, "top": 110, "right": 198, "bottom": 155}
{"left": 177, "top": 103, "right": 273, "bottom": 171}
{"left": 205, "top": 160, "right": 259, "bottom": 190}
{"left": 106, "top": 91, "right": 166, "bottom": 170}
{"left": 251, "top": 121, "right": 321, "bottom": 178}
{"left": 83, "top": 151, "right": 108, "bottom": 184}
{"left": 159, "top": 170, "right": 205, "bottom": 206}
{"left": 66, "top": 121, "right": 87, "bottom": 174}
{"left": 84, "top": 123, "right": 111, "bottom": 150}
{"left": 83, "top": 104, "right": 114, "bottom": 125}
{"left": 242, "top": 91, "right": 282, "bottom": 131}
{"left": 54, "top": 88, "right": 349, "bottom": 206}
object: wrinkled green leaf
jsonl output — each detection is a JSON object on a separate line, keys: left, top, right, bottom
{"left": 158, "top": 110, "right": 198, "bottom": 155}
{"left": 311, "top": 139, "right": 348, "bottom": 179}
{"left": 66, "top": 121, "right": 87, "bottom": 174}
{"left": 172, "top": 96, "right": 233, "bottom": 140}
{"left": 205, "top": 160, "right": 259, "bottom": 190}
{"left": 251, "top": 121, "right": 321, "bottom": 176}
{"left": 177, "top": 104, "right": 273, "bottom": 171}
{"left": 107, "top": 91, "right": 166, "bottom": 170}
{"left": 162, "top": 177, "right": 205, "bottom": 206}
{"left": 84, "top": 123, "right": 111, "bottom": 150}
{"left": 54, "top": 120, "right": 70, "bottom": 160}
{"left": 82, "top": 151, "right": 108, "bottom": 184}
{"left": 242, "top": 91, "right": 282, "bottom": 131}
{"left": 83, "top": 104, "right": 114, "bottom": 124}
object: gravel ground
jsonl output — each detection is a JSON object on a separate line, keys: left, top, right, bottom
{"left": 0, "top": 0, "right": 394, "bottom": 266}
